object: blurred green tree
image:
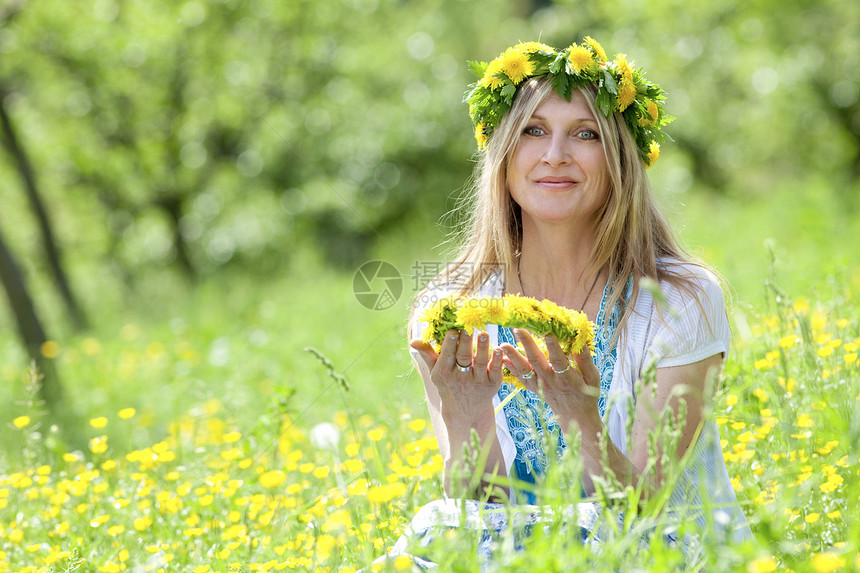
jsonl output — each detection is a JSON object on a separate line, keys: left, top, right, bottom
{"left": 0, "top": 0, "right": 855, "bottom": 299}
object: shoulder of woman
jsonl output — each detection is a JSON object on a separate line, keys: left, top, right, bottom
{"left": 655, "top": 257, "right": 724, "bottom": 302}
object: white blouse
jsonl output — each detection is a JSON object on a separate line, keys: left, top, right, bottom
{"left": 410, "top": 260, "right": 752, "bottom": 543}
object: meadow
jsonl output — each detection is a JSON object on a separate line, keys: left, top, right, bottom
{"left": 1, "top": 185, "right": 859, "bottom": 572}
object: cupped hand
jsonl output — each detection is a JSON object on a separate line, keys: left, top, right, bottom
{"left": 500, "top": 329, "right": 601, "bottom": 427}
{"left": 409, "top": 329, "right": 504, "bottom": 420}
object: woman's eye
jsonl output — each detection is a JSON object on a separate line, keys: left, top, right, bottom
{"left": 524, "top": 126, "right": 545, "bottom": 136}
{"left": 577, "top": 129, "right": 599, "bottom": 140}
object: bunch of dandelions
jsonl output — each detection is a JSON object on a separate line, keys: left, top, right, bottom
{"left": 420, "top": 294, "right": 596, "bottom": 389}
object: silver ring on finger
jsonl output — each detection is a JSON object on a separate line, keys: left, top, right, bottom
{"left": 520, "top": 369, "right": 536, "bottom": 380}
{"left": 456, "top": 361, "right": 472, "bottom": 372}
{"left": 551, "top": 362, "right": 571, "bottom": 374}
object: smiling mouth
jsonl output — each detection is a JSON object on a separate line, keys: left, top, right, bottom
{"left": 536, "top": 178, "right": 577, "bottom": 189}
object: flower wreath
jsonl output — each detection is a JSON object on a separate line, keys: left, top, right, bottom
{"left": 420, "top": 294, "right": 596, "bottom": 390}
{"left": 465, "top": 37, "right": 672, "bottom": 167}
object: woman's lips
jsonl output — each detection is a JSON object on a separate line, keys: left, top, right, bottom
{"left": 536, "top": 177, "right": 577, "bottom": 190}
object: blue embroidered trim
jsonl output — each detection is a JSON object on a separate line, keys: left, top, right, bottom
{"left": 498, "top": 277, "right": 632, "bottom": 487}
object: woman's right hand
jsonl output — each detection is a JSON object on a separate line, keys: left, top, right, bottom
{"left": 409, "top": 329, "right": 503, "bottom": 423}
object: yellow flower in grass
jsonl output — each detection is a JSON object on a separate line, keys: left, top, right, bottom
{"left": 747, "top": 555, "right": 777, "bottom": 573}
{"left": 118, "top": 407, "right": 136, "bottom": 420}
{"left": 367, "top": 481, "right": 407, "bottom": 504}
{"left": 479, "top": 58, "right": 505, "bottom": 90}
{"left": 811, "top": 552, "right": 844, "bottom": 572}
{"left": 13, "top": 415, "right": 30, "bottom": 429}
{"left": 820, "top": 472, "right": 843, "bottom": 493}
{"left": 89, "top": 435, "right": 108, "bottom": 455}
{"left": 258, "top": 470, "right": 286, "bottom": 488}
{"left": 90, "top": 416, "right": 108, "bottom": 429}
{"left": 499, "top": 48, "right": 535, "bottom": 85}
{"left": 567, "top": 44, "right": 594, "bottom": 73}
{"left": 584, "top": 36, "right": 607, "bottom": 62}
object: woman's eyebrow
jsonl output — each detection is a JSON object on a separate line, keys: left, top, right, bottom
{"left": 530, "top": 113, "right": 598, "bottom": 123}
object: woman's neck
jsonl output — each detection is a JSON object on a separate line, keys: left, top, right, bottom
{"left": 513, "top": 219, "right": 604, "bottom": 313}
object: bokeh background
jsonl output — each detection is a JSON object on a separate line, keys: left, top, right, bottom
{"left": 1, "top": 0, "right": 858, "bottom": 444}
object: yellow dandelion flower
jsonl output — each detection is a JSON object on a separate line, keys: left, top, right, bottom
{"left": 258, "top": 470, "right": 286, "bottom": 488}
{"left": 820, "top": 473, "right": 843, "bottom": 493}
{"left": 479, "top": 58, "right": 505, "bottom": 90}
{"left": 41, "top": 340, "right": 60, "bottom": 358}
{"left": 811, "top": 552, "right": 844, "bottom": 572}
{"left": 475, "top": 122, "right": 488, "bottom": 149}
{"left": 407, "top": 418, "right": 426, "bottom": 432}
{"left": 615, "top": 53, "right": 632, "bottom": 78}
{"left": 89, "top": 435, "right": 108, "bottom": 454}
{"left": 646, "top": 141, "right": 660, "bottom": 167}
{"left": 614, "top": 54, "right": 636, "bottom": 111}
{"left": 538, "top": 299, "right": 569, "bottom": 326}
{"left": 117, "top": 407, "right": 136, "bottom": 419}
{"left": 367, "top": 482, "right": 407, "bottom": 504}
{"left": 567, "top": 44, "right": 594, "bottom": 73}
{"left": 796, "top": 413, "right": 814, "bottom": 428}
{"left": 638, "top": 98, "right": 659, "bottom": 126}
{"left": 498, "top": 47, "right": 535, "bottom": 85}
{"left": 584, "top": 36, "right": 607, "bottom": 62}
{"left": 12, "top": 415, "right": 30, "bottom": 429}
{"left": 513, "top": 41, "right": 552, "bottom": 54}
{"left": 617, "top": 81, "right": 637, "bottom": 111}
{"left": 747, "top": 555, "right": 777, "bottom": 573}
{"left": 504, "top": 294, "right": 543, "bottom": 324}
{"left": 482, "top": 298, "right": 510, "bottom": 325}
{"left": 367, "top": 427, "right": 386, "bottom": 441}
{"left": 455, "top": 302, "right": 486, "bottom": 335}
{"left": 89, "top": 417, "right": 108, "bottom": 429}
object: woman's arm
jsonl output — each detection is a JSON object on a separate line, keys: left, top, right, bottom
{"left": 409, "top": 329, "right": 509, "bottom": 499}
{"left": 502, "top": 330, "right": 721, "bottom": 498}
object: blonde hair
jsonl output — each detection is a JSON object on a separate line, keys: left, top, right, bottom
{"left": 416, "top": 76, "right": 714, "bottom": 341}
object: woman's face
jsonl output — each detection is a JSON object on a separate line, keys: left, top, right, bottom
{"left": 506, "top": 90, "right": 610, "bottom": 227}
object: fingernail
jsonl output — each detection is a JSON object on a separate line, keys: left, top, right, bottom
{"left": 494, "top": 348, "right": 501, "bottom": 357}
{"left": 449, "top": 334, "right": 458, "bottom": 341}
{"left": 479, "top": 334, "right": 488, "bottom": 343}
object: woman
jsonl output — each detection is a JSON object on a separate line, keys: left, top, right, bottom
{"left": 383, "top": 38, "right": 751, "bottom": 568}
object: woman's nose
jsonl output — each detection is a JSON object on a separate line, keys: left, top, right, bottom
{"left": 542, "top": 135, "right": 572, "bottom": 165}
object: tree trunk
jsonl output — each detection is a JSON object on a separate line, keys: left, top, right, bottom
{"left": 0, "top": 224, "right": 65, "bottom": 415}
{"left": 0, "top": 84, "right": 88, "bottom": 330}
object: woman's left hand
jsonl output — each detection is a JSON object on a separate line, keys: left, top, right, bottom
{"left": 500, "top": 329, "right": 602, "bottom": 432}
